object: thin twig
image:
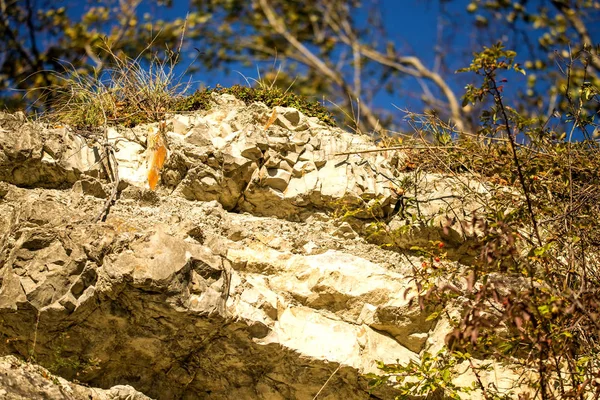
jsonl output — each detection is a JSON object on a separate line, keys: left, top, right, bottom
{"left": 488, "top": 73, "right": 543, "bottom": 247}
{"left": 28, "top": 309, "right": 41, "bottom": 362}
{"left": 313, "top": 363, "right": 342, "bottom": 400}
{"left": 334, "top": 145, "right": 463, "bottom": 156}
{"left": 93, "top": 143, "right": 120, "bottom": 222}
{"left": 468, "top": 359, "right": 491, "bottom": 400}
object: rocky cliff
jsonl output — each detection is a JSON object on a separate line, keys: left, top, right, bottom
{"left": 0, "top": 94, "right": 521, "bottom": 399}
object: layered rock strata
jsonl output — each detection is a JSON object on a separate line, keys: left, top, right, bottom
{"left": 0, "top": 96, "right": 519, "bottom": 399}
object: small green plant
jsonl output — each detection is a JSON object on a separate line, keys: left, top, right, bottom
{"left": 49, "top": 332, "right": 101, "bottom": 377}
{"left": 367, "top": 350, "right": 476, "bottom": 400}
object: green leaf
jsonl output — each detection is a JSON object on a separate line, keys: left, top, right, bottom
{"left": 538, "top": 305, "right": 550, "bottom": 316}
{"left": 426, "top": 311, "right": 441, "bottom": 321}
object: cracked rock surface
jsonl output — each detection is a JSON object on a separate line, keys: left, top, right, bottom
{"left": 0, "top": 99, "right": 514, "bottom": 399}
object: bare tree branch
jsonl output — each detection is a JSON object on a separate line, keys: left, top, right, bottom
{"left": 256, "top": 0, "right": 381, "bottom": 133}
{"left": 551, "top": 0, "right": 600, "bottom": 73}
{"left": 340, "top": 40, "right": 465, "bottom": 133}
{"left": 323, "top": 4, "right": 465, "bottom": 132}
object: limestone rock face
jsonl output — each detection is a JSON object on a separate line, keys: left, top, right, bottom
{"left": 0, "top": 112, "right": 101, "bottom": 187}
{"left": 0, "top": 96, "right": 516, "bottom": 399}
{"left": 0, "top": 355, "right": 150, "bottom": 400}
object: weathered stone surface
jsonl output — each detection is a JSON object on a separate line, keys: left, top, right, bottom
{"left": 0, "top": 97, "right": 525, "bottom": 399}
{"left": 0, "top": 114, "right": 101, "bottom": 187}
{"left": 7, "top": 97, "right": 400, "bottom": 218}
{"left": 0, "top": 183, "right": 415, "bottom": 399}
{"left": 0, "top": 355, "right": 150, "bottom": 400}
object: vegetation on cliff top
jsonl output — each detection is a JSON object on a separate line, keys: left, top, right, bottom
{"left": 46, "top": 47, "right": 335, "bottom": 129}
{"left": 359, "top": 44, "right": 600, "bottom": 399}
{"left": 173, "top": 85, "right": 337, "bottom": 127}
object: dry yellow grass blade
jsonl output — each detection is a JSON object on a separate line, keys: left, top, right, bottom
{"left": 264, "top": 109, "right": 277, "bottom": 130}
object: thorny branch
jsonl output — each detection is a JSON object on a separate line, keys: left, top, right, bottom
{"left": 487, "top": 72, "right": 543, "bottom": 247}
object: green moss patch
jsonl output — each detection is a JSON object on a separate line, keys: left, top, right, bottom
{"left": 174, "top": 84, "right": 337, "bottom": 127}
